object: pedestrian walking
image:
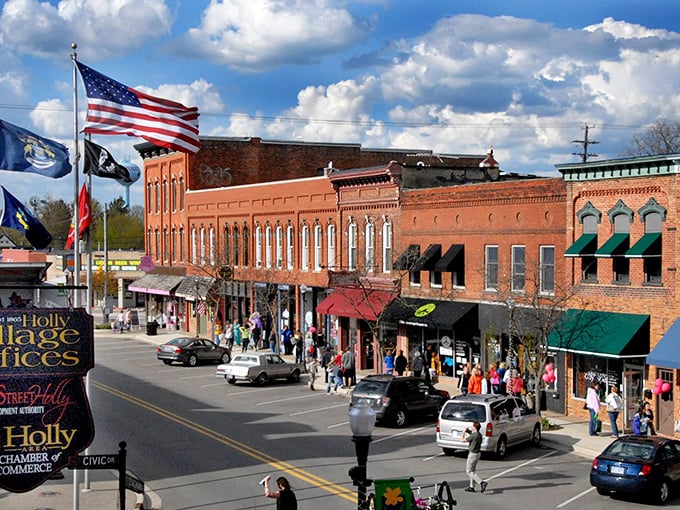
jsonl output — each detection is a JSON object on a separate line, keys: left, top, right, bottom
{"left": 262, "top": 475, "right": 297, "bottom": 510}
{"left": 240, "top": 323, "right": 251, "bottom": 352}
{"left": 586, "top": 382, "right": 601, "bottom": 436}
{"left": 463, "top": 421, "right": 488, "bottom": 494}
{"left": 294, "top": 331, "right": 304, "bottom": 364}
{"left": 224, "top": 322, "right": 234, "bottom": 349}
{"left": 341, "top": 346, "right": 356, "bottom": 387}
{"left": 395, "top": 350, "right": 408, "bottom": 376}
{"left": 458, "top": 365, "right": 470, "bottom": 395}
{"left": 412, "top": 351, "right": 425, "bottom": 378}
{"left": 384, "top": 349, "right": 395, "bottom": 375}
{"left": 605, "top": 385, "right": 622, "bottom": 437}
{"left": 309, "top": 358, "right": 319, "bottom": 391}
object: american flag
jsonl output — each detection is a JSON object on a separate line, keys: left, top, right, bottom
{"left": 196, "top": 302, "right": 206, "bottom": 316}
{"left": 76, "top": 61, "right": 200, "bottom": 154}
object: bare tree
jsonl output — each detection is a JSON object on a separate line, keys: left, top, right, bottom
{"left": 624, "top": 118, "right": 680, "bottom": 157}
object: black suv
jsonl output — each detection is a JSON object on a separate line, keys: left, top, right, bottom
{"left": 350, "top": 375, "right": 450, "bottom": 427}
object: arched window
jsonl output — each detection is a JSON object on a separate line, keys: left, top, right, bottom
{"left": 224, "top": 225, "right": 231, "bottom": 265}
{"left": 163, "top": 228, "right": 169, "bottom": 262}
{"left": 348, "top": 220, "right": 357, "bottom": 271}
{"left": 255, "top": 224, "right": 263, "bottom": 268}
{"left": 242, "top": 225, "right": 249, "bottom": 267}
{"left": 191, "top": 226, "right": 198, "bottom": 265}
{"left": 382, "top": 220, "right": 392, "bottom": 273}
{"left": 276, "top": 225, "right": 283, "bottom": 270}
{"left": 179, "top": 177, "right": 185, "bottom": 211}
{"left": 200, "top": 226, "right": 206, "bottom": 266}
{"left": 171, "top": 227, "right": 177, "bottom": 262}
{"left": 286, "top": 225, "right": 294, "bottom": 270}
{"left": 163, "top": 180, "right": 169, "bottom": 212}
{"left": 209, "top": 226, "right": 216, "bottom": 266}
{"left": 179, "top": 226, "right": 185, "bottom": 262}
{"left": 171, "top": 178, "right": 177, "bottom": 212}
{"left": 147, "top": 183, "right": 153, "bottom": 214}
{"left": 365, "top": 221, "right": 375, "bottom": 272}
{"left": 327, "top": 224, "right": 336, "bottom": 270}
{"left": 265, "top": 224, "right": 273, "bottom": 268}
{"left": 314, "top": 224, "right": 322, "bottom": 271}
{"left": 155, "top": 229, "right": 161, "bottom": 260}
{"left": 233, "top": 225, "right": 240, "bottom": 267}
{"left": 301, "top": 224, "right": 310, "bottom": 271}
{"left": 154, "top": 182, "right": 160, "bottom": 214}
{"left": 147, "top": 229, "right": 153, "bottom": 258}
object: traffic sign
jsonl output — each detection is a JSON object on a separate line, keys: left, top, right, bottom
{"left": 125, "top": 474, "right": 144, "bottom": 494}
{"left": 68, "top": 454, "right": 119, "bottom": 470}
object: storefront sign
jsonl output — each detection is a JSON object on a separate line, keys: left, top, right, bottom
{"left": 0, "top": 309, "right": 94, "bottom": 493}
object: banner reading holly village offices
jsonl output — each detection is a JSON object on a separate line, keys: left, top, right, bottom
{"left": 0, "top": 309, "right": 94, "bottom": 493}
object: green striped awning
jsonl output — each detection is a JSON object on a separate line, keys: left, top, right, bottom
{"left": 594, "top": 233, "right": 629, "bottom": 257}
{"left": 548, "top": 309, "right": 649, "bottom": 358}
{"left": 626, "top": 233, "right": 661, "bottom": 258}
{"left": 564, "top": 234, "right": 597, "bottom": 257}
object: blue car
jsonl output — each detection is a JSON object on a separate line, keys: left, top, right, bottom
{"left": 590, "top": 435, "right": 680, "bottom": 504}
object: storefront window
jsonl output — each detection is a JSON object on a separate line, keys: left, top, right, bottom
{"left": 572, "top": 354, "right": 622, "bottom": 399}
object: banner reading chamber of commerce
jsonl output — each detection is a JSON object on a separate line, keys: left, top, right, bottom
{"left": 0, "top": 309, "right": 94, "bottom": 493}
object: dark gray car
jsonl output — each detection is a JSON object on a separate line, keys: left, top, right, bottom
{"left": 350, "top": 374, "right": 450, "bottom": 428}
{"left": 157, "top": 337, "right": 231, "bottom": 367}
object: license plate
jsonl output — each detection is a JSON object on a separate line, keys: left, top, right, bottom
{"left": 450, "top": 430, "right": 462, "bottom": 438}
{"left": 610, "top": 466, "right": 625, "bottom": 475}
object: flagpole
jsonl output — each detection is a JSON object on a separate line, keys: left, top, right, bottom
{"left": 70, "top": 42, "right": 81, "bottom": 510}
{"left": 71, "top": 43, "right": 80, "bottom": 309}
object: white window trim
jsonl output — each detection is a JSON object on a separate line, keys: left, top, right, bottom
{"left": 348, "top": 222, "right": 357, "bottom": 271}
{"left": 265, "top": 225, "right": 273, "bottom": 269}
{"left": 382, "top": 222, "right": 392, "bottom": 273}
{"left": 191, "top": 227, "right": 197, "bottom": 265}
{"left": 286, "top": 226, "right": 294, "bottom": 270}
{"left": 276, "top": 226, "right": 283, "bottom": 270}
{"left": 327, "top": 224, "right": 336, "bottom": 270}
{"left": 314, "top": 224, "right": 322, "bottom": 271}
{"left": 255, "top": 225, "right": 263, "bottom": 268}
{"left": 301, "top": 225, "right": 310, "bottom": 271}
{"left": 365, "top": 222, "right": 374, "bottom": 273}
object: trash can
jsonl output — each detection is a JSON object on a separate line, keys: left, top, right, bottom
{"left": 146, "top": 320, "right": 159, "bottom": 336}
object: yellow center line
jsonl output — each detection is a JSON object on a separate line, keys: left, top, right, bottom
{"left": 92, "top": 380, "right": 357, "bottom": 502}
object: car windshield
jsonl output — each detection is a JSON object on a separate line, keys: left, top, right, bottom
{"left": 604, "top": 440, "right": 656, "bottom": 461}
{"left": 167, "top": 338, "right": 192, "bottom": 346}
{"left": 441, "top": 403, "right": 486, "bottom": 422}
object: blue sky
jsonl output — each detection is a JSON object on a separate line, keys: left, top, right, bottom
{"left": 1, "top": 0, "right": 680, "bottom": 209}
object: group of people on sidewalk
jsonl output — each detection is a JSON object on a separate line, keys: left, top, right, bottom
{"left": 457, "top": 361, "right": 525, "bottom": 397}
{"left": 586, "top": 381, "right": 660, "bottom": 438}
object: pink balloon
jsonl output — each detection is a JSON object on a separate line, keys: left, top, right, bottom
{"left": 653, "top": 386, "right": 662, "bottom": 395}
{"left": 542, "top": 374, "right": 551, "bottom": 383}
{"left": 655, "top": 378, "right": 663, "bottom": 387}
{"left": 548, "top": 374, "right": 556, "bottom": 383}
{"left": 545, "top": 364, "right": 553, "bottom": 373}
{"left": 662, "top": 382, "right": 671, "bottom": 393}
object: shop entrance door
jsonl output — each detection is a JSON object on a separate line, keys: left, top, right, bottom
{"left": 623, "top": 365, "right": 644, "bottom": 433}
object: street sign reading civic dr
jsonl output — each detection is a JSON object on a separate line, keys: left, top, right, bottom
{"left": 68, "top": 454, "right": 119, "bottom": 470}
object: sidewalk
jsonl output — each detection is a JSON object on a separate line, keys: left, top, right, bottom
{"left": 3, "top": 327, "right": 610, "bottom": 509}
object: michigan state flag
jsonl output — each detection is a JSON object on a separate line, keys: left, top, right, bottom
{"left": 0, "top": 186, "right": 52, "bottom": 249}
{"left": 0, "top": 118, "right": 71, "bottom": 178}
{"left": 374, "top": 478, "right": 413, "bottom": 510}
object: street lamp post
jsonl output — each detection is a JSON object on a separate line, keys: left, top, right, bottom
{"left": 348, "top": 399, "right": 376, "bottom": 510}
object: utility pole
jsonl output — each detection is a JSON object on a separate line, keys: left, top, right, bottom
{"left": 572, "top": 124, "right": 599, "bottom": 163}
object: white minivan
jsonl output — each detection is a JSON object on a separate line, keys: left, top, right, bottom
{"left": 436, "top": 394, "right": 542, "bottom": 459}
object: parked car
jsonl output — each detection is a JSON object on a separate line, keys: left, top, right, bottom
{"left": 349, "top": 375, "right": 450, "bottom": 428}
{"left": 216, "top": 352, "right": 303, "bottom": 385}
{"left": 436, "top": 394, "right": 541, "bottom": 459}
{"left": 157, "top": 337, "right": 231, "bottom": 367}
{"left": 590, "top": 435, "right": 680, "bottom": 504}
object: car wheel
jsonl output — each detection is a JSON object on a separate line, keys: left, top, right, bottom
{"left": 495, "top": 436, "right": 507, "bottom": 459}
{"left": 596, "top": 488, "right": 610, "bottom": 496}
{"left": 185, "top": 355, "right": 198, "bottom": 367}
{"left": 220, "top": 352, "right": 231, "bottom": 364}
{"left": 653, "top": 480, "right": 670, "bottom": 504}
{"left": 442, "top": 448, "right": 456, "bottom": 456}
{"left": 531, "top": 424, "right": 542, "bottom": 446}
{"left": 162, "top": 360, "right": 172, "bottom": 365}
{"left": 255, "top": 373, "right": 268, "bottom": 386}
{"left": 227, "top": 379, "right": 236, "bottom": 385}
{"left": 289, "top": 370, "right": 301, "bottom": 383}
{"left": 393, "top": 408, "right": 407, "bottom": 428}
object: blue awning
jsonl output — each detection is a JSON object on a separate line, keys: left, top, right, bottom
{"left": 647, "top": 318, "right": 680, "bottom": 369}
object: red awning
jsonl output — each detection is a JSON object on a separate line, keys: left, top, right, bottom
{"left": 316, "top": 288, "right": 395, "bottom": 321}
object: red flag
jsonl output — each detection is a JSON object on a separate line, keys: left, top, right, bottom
{"left": 75, "top": 61, "right": 200, "bottom": 154}
{"left": 65, "top": 184, "right": 92, "bottom": 249}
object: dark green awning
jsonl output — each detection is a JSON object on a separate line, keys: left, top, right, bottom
{"left": 626, "top": 233, "right": 661, "bottom": 258}
{"left": 547, "top": 309, "right": 649, "bottom": 358}
{"left": 594, "top": 233, "right": 629, "bottom": 257}
{"left": 564, "top": 234, "right": 597, "bottom": 257}
{"left": 412, "top": 244, "right": 441, "bottom": 271}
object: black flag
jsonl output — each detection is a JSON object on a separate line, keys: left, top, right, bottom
{"left": 83, "top": 139, "right": 132, "bottom": 183}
